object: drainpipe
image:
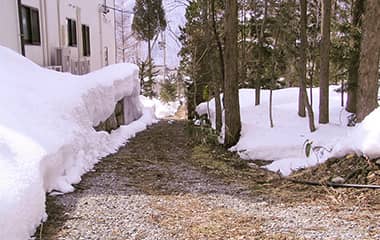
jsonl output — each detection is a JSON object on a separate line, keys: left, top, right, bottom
{"left": 99, "top": 6, "right": 104, "bottom": 67}
{"left": 121, "top": 11, "right": 125, "bottom": 62}
{"left": 76, "top": 6, "right": 81, "bottom": 64}
{"left": 43, "top": 0, "right": 50, "bottom": 65}
{"left": 39, "top": 0, "right": 46, "bottom": 66}
{"left": 57, "top": 0, "right": 62, "bottom": 48}
{"left": 17, "top": 0, "right": 25, "bottom": 56}
{"left": 113, "top": 0, "right": 117, "bottom": 63}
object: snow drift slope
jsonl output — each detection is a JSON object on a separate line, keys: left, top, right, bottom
{"left": 197, "top": 87, "right": 380, "bottom": 176}
{"left": 0, "top": 46, "right": 155, "bottom": 239}
{"left": 197, "top": 88, "right": 353, "bottom": 175}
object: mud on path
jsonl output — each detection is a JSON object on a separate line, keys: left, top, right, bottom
{"left": 37, "top": 120, "right": 380, "bottom": 240}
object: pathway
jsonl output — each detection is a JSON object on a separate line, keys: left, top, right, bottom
{"left": 37, "top": 121, "right": 380, "bottom": 240}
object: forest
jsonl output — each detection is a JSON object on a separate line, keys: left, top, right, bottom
{"left": 178, "top": 0, "right": 380, "bottom": 147}
{"left": 2, "top": 0, "right": 380, "bottom": 238}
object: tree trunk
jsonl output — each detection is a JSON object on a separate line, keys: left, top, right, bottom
{"left": 241, "top": 1, "right": 247, "bottom": 85}
{"left": 298, "top": 88, "right": 306, "bottom": 117}
{"left": 209, "top": 0, "right": 222, "bottom": 134}
{"left": 309, "top": 60, "right": 315, "bottom": 107}
{"left": 356, "top": 0, "right": 380, "bottom": 122}
{"left": 269, "top": 29, "right": 279, "bottom": 128}
{"left": 214, "top": 83, "right": 222, "bottom": 134}
{"left": 255, "top": 0, "right": 268, "bottom": 106}
{"left": 147, "top": 39, "right": 153, "bottom": 98}
{"left": 319, "top": 0, "right": 331, "bottom": 124}
{"left": 255, "top": 86, "right": 261, "bottom": 106}
{"left": 346, "top": 0, "right": 364, "bottom": 113}
{"left": 190, "top": 48, "right": 197, "bottom": 119}
{"left": 300, "top": 0, "right": 316, "bottom": 132}
{"left": 298, "top": 8, "right": 306, "bottom": 118}
{"left": 213, "top": 67, "right": 223, "bottom": 134}
{"left": 211, "top": 0, "right": 225, "bottom": 88}
{"left": 224, "top": 0, "right": 241, "bottom": 147}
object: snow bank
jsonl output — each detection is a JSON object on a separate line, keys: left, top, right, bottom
{"left": 0, "top": 46, "right": 156, "bottom": 239}
{"left": 331, "top": 107, "right": 380, "bottom": 159}
{"left": 197, "top": 87, "right": 354, "bottom": 176}
{"left": 140, "top": 96, "right": 180, "bottom": 118}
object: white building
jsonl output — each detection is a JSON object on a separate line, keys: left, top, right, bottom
{"left": 0, "top": 0, "right": 117, "bottom": 74}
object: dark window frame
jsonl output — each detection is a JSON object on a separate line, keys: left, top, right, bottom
{"left": 21, "top": 5, "right": 41, "bottom": 45}
{"left": 82, "top": 25, "right": 91, "bottom": 57}
{"left": 67, "top": 18, "right": 77, "bottom": 47}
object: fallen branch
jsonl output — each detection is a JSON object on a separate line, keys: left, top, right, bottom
{"left": 287, "top": 178, "right": 380, "bottom": 189}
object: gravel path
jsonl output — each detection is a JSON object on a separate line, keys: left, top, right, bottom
{"left": 38, "top": 121, "right": 380, "bottom": 240}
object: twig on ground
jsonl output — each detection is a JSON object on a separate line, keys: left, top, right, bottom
{"left": 287, "top": 178, "right": 380, "bottom": 189}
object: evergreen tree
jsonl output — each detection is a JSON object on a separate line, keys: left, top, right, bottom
{"left": 178, "top": 0, "right": 212, "bottom": 119}
{"left": 132, "top": 0, "right": 167, "bottom": 91}
{"left": 160, "top": 73, "right": 178, "bottom": 103}
{"left": 137, "top": 60, "right": 147, "bottom": 92}
{"left": 138, "top": 60, "right": 159, "bottom": 98}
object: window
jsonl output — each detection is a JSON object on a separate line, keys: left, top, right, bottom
{"left": 21, "top": 6, "right": 41, "bottom": 45}
{"left": 67, "top": 19, "right": 77, "bottom": 47}
{"left": 82, "top": 25, "right": 91, "bottom": 56}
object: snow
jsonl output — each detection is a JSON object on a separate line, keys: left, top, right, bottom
{"left": 140, "top": 96, "right": 180, "bottom": 119}
{"left": 0, "top": 46, "right": 157, "bottom": 239}
{"left": 331, "top": 107, "right": 380, "bottom": 159}
{"left": 197, "top": 87, "right": 359, "bottom": 176}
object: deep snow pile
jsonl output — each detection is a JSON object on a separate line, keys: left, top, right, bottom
{"left": 196, "top": 87, "right": 378, "bottom": 176}
{"left": 0, "top": 46, "right": 156, "bottom": 239}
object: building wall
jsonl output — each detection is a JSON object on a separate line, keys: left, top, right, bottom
{"left": 0, "top": 0, "right": 116, "bottom": 72}
{"left": 21, "top": 0, "right": 45, "bottom": 65}
{"left": 0, "top": 1, "right": 21, "bottom": 52}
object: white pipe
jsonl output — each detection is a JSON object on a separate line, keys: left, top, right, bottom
{"left": 113, "top": 0, "right": 117, "bottom": 63}
{"left": 16, "top": 0, "right": 22, "bottom": 54}
{"left": 99, "top": 6, "right": 104, "bottom": 67}
{"left": 57, "top": 0, "right": 62, "bottom": 48}
{"left": 39, "top": 0, "right": 46, "bottom": 66}
{"left": 43, "top": 0, "right": 50, "bottom": 65}
{"left": 76, "top": 6, "right": 81, "bottom": 63}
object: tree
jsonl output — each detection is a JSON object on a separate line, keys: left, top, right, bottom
{"left": 179, "top": 0, "right": 224, "bottom": 122}
{"left": 319, "top": 0, "right": 331, "bottom": 124}
{"left": 300, "top": 0, "right": 316, "bottom": 132}
{"left": 138, "top": 60, "right": 159, "bottom": 98}
{"left": 137, "top": 60, "right": 147, "bottom": 92}
{"left": 210, "top": 0, "right": 223, "bottom": 134}
{"left": 132, "top": 0, "right": 167, "bottom": 88}
{"left": 296, "top": 1, "right": 305, "bottom": 117}
{"left": 224, "top": 0, "right": 241, "bottom": 147}
{"left": 346, "top": 0, "right": 365, "bottom": 113}
{"left": 255, "top": 0, "right": 268, "bottom": 106}
{"left": 356, "top": 0, "right": 380, "bottom": 122}
{"left": 160, "top": 73, "right": 177, "bottom": 102}
{"left": 115, "top": 5, "right": 139, "bottom": 64}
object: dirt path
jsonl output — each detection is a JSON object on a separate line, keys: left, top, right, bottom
{"left": 37, "top": 120, "right": 380, "bottom": 240}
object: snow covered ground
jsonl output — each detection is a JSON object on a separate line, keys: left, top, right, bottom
{"left": 197, "top": 87, "right": 380, "bottom": 176}
{"left": 140, "top": 96, "right": 180, "bottom": 119}
{"left": 0, "top": 46, "right": 157, "bottom": 239}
